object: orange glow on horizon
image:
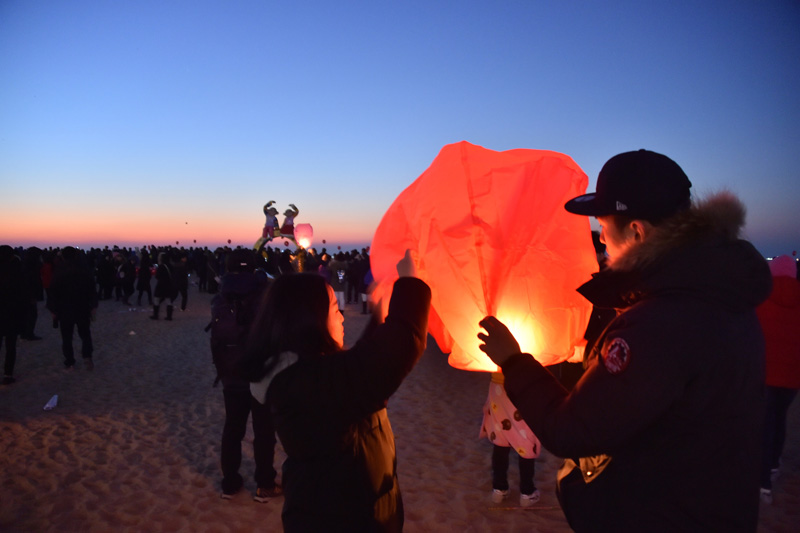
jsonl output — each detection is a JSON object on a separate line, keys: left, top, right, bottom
{"left": 1, "top": 197, "right": 379, "bottom": 251}
{"left": 1, "top": 211, "right": 374, "bottom": 250}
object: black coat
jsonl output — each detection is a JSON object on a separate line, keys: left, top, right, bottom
{"left": 260, "top": 277, "right": 430, "bottom": 532}
{"left": 153, "top": 263, "right": 175, "bottom": 299}
{"left": 47, "top": 254, "right": 97, "bottom": 322}
{"left": 500, "top": 195, "right": 772, "bottom": 532}
{"left": 0, "top": 250, "right": 25, "bottom": 335}
{"left": 210, "top": 271, "right": 267, "bottom": 388}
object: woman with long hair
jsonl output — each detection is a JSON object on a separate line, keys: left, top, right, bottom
{"left": 246, "top": 250, "right": 430, "bottom": 532}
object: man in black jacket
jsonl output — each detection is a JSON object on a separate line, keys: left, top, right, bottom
{"left": 478, "top": 150, "right": 771, "bottom": 532}
{"left": 47, "top": 247, "right": 98, "bottom": 371}
{"left": 1, "top": 245, "right": 25, "bottom": 384}
{"left": 210, "top": 249, "right": 280, "bottom": 502}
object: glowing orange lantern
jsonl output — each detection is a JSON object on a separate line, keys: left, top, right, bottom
{"left": 370, "top": 141, "right": 596, "bottom": 372}
{"left": 294, "top": 223, "right": 314, "bottom": 249}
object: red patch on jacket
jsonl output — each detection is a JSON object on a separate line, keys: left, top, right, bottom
{"left": 602, "top": 338, "right": 630, "bottom": 375}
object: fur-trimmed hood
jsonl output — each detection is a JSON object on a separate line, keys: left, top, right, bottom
{"left": 611, "top": 192, "right": 746, "bottom": 273}
{"left": 579, "top": 192, "right": 772, "bottom": 311}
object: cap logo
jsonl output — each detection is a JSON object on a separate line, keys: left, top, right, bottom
{"left": 615, "top": 201, "right": 628, "bottom": 211}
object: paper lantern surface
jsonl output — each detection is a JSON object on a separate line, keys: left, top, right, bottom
{"left": 370, "top": 141, "right": 596, "bottom": 372}
{"left": 294, "top": 223, "right": 313, "bottom": 249}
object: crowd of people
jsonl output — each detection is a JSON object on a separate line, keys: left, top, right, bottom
{"left": 0, "top": 243, "right": 372, "bottom": 377}
{"left": 2, "top": 150, "right": 799, "bottom": 532}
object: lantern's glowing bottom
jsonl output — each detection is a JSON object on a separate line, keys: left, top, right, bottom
{"left": 297, "top": 238, "right": 311, "bottom": 249}
{"left": 497, "top": 313, "right": 538, "bottom": 363}
{"left": 452, "top": 313, "right": 539, "bottom": 374}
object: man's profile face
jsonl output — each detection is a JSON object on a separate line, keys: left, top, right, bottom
{"left": 596, "top": 216, "right": 637, "bottom": 262}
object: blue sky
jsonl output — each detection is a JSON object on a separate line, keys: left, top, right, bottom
{"left": 1, "top": 1, "right": 798, "bottom": 256}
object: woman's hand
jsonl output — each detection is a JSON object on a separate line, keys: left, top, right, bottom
{"left": 477, "top": 316, "right": 521, "bottom": 367}
{"left": 396, "top": 249, "right": 418, "bottom": 278}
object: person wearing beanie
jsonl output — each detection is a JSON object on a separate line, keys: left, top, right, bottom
{"left": 478, "top": 150, "right": 772, "bottom": 532}
{"left": 757, "top": 254, "right": 800, "bottom": 504}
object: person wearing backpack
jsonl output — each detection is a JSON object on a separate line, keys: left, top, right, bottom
{"left": 208, "top": 248, "right": 282, "bottom": 502}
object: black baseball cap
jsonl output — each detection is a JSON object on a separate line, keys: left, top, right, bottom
{"left": 565, "top": 149, "right": 692, "bottom": 222}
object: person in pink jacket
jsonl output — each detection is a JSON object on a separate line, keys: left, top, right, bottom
{"left": 757, "top": 254, "right": 800, "bottom": 504}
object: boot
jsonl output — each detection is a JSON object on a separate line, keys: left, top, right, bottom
{"left": 165, "top": 305, "right": 174, "bottom": 321}
{"left": 137, "top": 294, "right": 142, "bottom": 306}
{"left": 150, "top": 305, "right": 160, "bottom": 320}
{"left": 362, "top": 300, "right": 368, "bottom": 314}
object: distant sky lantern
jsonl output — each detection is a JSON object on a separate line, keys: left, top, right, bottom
{"left": 370, "top": 141, "right": 596, "bottom": 372}
{"left": 294, "top": 223, "right": 313, "bottom": 249}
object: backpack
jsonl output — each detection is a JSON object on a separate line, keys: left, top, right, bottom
{"left": 205, "top": 276, "right": 263, "bottom": 387}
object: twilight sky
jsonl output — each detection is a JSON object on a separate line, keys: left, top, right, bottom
{"left": 1, "top": 1, "right": 798, "bottom": 256}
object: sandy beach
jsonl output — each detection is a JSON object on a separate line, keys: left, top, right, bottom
{"left": 1, "top": 280, "right": 798, "bottom": 532}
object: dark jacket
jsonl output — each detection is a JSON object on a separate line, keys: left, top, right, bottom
{"left": 0, "top": 247, "right": 25, "bottom": 336}
{"left": 120, "top": 260, "right": 136, "bottom": 295}
{"left": 500, "top": 194, "right": 771, "bottom": 532}
{"left": 47, "top": 251, "right": 98, "bottom": 322}
{"left": 210, "top": 271, "right": 268, "bottom": 388}
{"left": 254, "top": 277, "right": 430, "bottom": 532}
{"left": 153, "top": 262, "right": 174, "bottom": 299}
{"left": 136, "top": 259, "right": 152, "bottom": 291}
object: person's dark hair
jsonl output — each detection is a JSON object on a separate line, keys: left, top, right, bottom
{"left": 245, "top": 273, "right": 340, "bottom": 381}
{"left": 61, "top": 246, "right": 79, "bottom": 262}
{"left": 225, "top": 248, "right": 257, "bottom": 273}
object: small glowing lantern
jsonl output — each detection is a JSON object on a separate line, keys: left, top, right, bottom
{"left": 370, "top": 141, "right": 596, "bottom": 372}
{"left": 294, "top": 223, "right": 314, "bottom": 249}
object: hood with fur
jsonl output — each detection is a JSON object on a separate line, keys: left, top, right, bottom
{"left": 579, "top": 192, "right": 772, "bottom": 311}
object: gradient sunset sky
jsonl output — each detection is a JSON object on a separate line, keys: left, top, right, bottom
{"left": 1, "top": 1, "right": 798, "bottom": 256}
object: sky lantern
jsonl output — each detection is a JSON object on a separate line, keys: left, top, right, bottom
{"left": 370, "top": 141, "right": 596, "bottom": 372}
{"left": 294, "top": 223, "right": 313, "bottom": 249}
